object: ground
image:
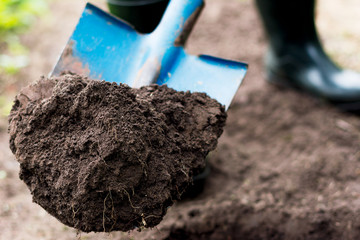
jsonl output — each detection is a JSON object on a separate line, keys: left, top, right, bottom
{"left": 0, "top": 0, "right": 359, "bottom": 239}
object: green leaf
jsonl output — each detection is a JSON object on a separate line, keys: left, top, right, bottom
{"left": 0, "top": 0, "right": 48, "bottom": 73}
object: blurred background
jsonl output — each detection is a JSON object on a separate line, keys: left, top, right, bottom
{"left": 0, "top": 0, "right": 359, "bottom": 239}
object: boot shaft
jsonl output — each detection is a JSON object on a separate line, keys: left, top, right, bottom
{"left": 256, "top": 0, "right": 319, "bottom": 52}
{"left": 107, "top": 0, "right": 170, "bottom": 33}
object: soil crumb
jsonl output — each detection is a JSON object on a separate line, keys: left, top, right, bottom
{"left": 8, "top": 73, "right": 226, "bottom": 232}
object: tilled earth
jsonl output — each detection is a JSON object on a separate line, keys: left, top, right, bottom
{"left": 131, "top": 86, "right": 360, "bottom": 240}
{"left": 1, "top": 0, "right": 360, "bottom": 240}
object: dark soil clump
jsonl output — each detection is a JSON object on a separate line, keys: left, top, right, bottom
{"left": 8, "top": 73, "right": 226, "bottom": 232}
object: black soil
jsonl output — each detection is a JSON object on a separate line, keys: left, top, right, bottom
{"left": 8, "top": 73, "right": 226, "bottom": 232}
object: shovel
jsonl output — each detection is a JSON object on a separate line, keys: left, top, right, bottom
{"left": 51, "top": 0, "right": 248, "bottom": 109}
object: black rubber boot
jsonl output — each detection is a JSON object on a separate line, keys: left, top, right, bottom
{"left": 107, "top": 0, "right": 169, "bottom": 33}
{"left": 256, "top": 0, "right": 360, "bottom": 112}
{"left": 180, "top": 162, "right": 211, "bottom": 199}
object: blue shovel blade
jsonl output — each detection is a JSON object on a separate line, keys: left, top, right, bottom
{"left": 52, "top": 2, "right": 247, "bottom": 109}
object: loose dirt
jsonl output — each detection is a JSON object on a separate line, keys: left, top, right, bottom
{"left": 2, "top": 0, "right": 360, "bottom": 239}
{"left": 131, "top": 87, "right": 360, "bottom": 240}
{"left": 8, "top": 73, "right": 226, "bottom": 232}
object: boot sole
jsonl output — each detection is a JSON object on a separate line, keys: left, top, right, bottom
{"left": 267, "top": 70, "right": 360, "bottom": 114}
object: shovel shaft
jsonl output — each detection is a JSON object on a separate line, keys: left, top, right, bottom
{"left": 153, "top": 0, "right": 204, "bottom": 46}
{"left": 132, "top": 0, "right": 204, "bottom": 87}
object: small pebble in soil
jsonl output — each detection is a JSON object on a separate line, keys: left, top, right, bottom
{"left": 8, "top": 73, "right": 227, "bottom": 232}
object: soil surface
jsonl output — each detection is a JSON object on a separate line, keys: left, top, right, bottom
{"left": 131, "top": 88, "right": 360, "bottom": 240}
{"left": 1, "top": 0, "right": 360, "bottom": 239}
{"left": 8, "top": 73, "right": 226, "bottom": 232}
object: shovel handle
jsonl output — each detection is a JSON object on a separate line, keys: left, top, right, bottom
{"left": 153, "top": 0, "right": 204, "bottom": 46}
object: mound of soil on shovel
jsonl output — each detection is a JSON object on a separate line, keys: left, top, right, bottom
{"left": 8, "top": 73, "right": 226, "bottom": 232}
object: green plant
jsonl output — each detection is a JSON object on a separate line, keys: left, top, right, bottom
{"left": 0, "top": 0, "right": 48, "bottom": 74}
